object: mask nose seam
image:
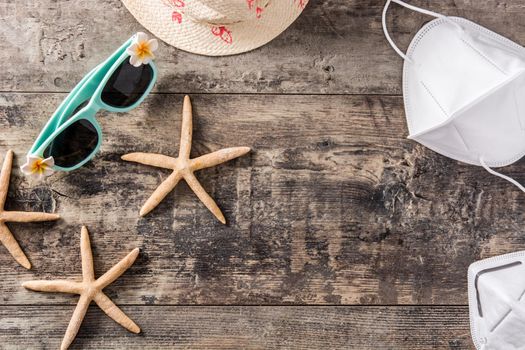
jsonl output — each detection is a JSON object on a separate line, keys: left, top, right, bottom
{"left": 451, "top": 123, "right": 470, "bottom": 152}
{"left": 460, "top": 37, "right": 508, "bottom": 75}
{"left": 419, "top": 81, "right": 449, "bottom": 119}
{"left": 418, "top": 81, "right": 471, "bottom": 152}
{"left": 512, "top": 86, "right": 525, "bottom": 130}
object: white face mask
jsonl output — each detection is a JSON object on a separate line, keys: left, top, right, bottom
{"left": 383, "top": 0, "right": 525, "bottom": 192}
{"left": 468, "top": 251, "right": 525, "bottom": 349}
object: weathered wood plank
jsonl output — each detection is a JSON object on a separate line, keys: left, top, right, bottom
{"left": 0, "top": 306, "right": 472, "bottom": 349}
{"left": 3, "top": 0, "right": 525, "bottom": 94}
{"left": 1, "top": 93, "right": 524, "bottom": 305}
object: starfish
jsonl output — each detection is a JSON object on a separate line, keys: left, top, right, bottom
{"left": 23, "top": 226, "right": 140, "bottom": 350}
{"left": 0, "top": 150, "right": 60, "bottom": 269}
{"left": 122, "top": 95, "right": 250, "bottom": 223}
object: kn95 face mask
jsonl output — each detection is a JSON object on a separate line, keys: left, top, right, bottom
{"left": 382, "top": 0, "right": 525, "bottom": 192}
{"left": 468, "top": 251, "right": 525, "bottom": 349}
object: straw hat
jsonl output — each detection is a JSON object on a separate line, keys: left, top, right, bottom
{"left": 120, "top": 0, "right": 309, "bottom": 56}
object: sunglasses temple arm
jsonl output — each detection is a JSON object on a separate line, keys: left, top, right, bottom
{"left": 29, "top": 65, "right": 100, "bottom": 155}
{"left": 29, "top": 37, "right": 136, "bottom": 156}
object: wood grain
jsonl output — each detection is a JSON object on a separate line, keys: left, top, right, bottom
{"left": 4, "top": 1, "right": 525, "bottom": 348}
{"left": 2, "top": 0, "right": 525, "bottom": 94}
{"left": 0, "top": 306, "right": 472, "bottom": 349}
{"left": 0, "top": 93, "right": 524, "bottom": 306}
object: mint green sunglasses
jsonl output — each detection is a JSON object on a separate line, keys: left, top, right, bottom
{"left": 28, "top": 34, "right": 158, "bottom": 172}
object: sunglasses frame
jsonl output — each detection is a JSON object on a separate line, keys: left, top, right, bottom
{"left": 29, "top": 35, "right": 158, "bottom": 172}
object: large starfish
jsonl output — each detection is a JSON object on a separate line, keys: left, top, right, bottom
{"left": 122, "top": 95, "right": 250, "bottom": 223}
{"left": 0, "top": 150, "right": 60, "bottom": 269}
{"left": 23, "top": 226, "right": 140, "bottom": 350}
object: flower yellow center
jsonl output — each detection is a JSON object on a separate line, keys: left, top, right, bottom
{"left": 136, "top": 41, "right": 152, "bottom": 59}
{"left": 31, "top": 159, "right": 47, "bottom": 174}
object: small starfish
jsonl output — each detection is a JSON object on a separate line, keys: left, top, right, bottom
{"left": 23, "top": 226, "right": 140, "bottom": 350}
{"left": 122, "top": 95, "right": 250, "bottom": 223}
{"left": 0, "top": 150, "right": 60, "bottom": 269}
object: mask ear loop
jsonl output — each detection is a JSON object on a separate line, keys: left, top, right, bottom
{"left": 382, "top": 0, "right": 464, "bottom": 65}
{"left": 479, "top": 157, "right": 525, "bottom": 192}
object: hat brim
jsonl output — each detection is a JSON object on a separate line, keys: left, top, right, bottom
{"left": 120, "top": 0, "right": 308, "bottom": 56}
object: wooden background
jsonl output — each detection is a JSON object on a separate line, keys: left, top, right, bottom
{"left": 1, "top": 0, "right": 525, "bottom": 348}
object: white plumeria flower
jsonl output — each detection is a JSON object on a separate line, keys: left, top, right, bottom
{"left": 20, "top": 155, "right": 55, "bottom": 181}
{"left": 126, "top": 32, "right": 158, "bottom": 67}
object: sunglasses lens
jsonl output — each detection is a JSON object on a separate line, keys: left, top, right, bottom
{"left": 43, "top": 119, "right": 99, "bottom": 168}
{"left": 101, "top": 60, "right": 153, "bottom": 108}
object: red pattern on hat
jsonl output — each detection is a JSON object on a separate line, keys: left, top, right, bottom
{"left": 172, "top": 11, "right": 182, "bottom": 23}
{"left": 163, "top": 0, "right": 307, "bottom": 44}
{"left": 247, "top": 0, "right": 264, "bottom": 18}
{"left": 211, "top": 26, "right": 233, "bottom": 44}
{"left": 295, "top": 0, "right": 308, "bottom": 9}
{"left": 162, "top": 0, "right": 185, "bottom": 23}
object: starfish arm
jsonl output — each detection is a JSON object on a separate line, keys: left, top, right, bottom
{"left": 0, "top": 222, "right": 30, "bottom": 269}
{"left": 80, "top": 226, "right": 95, "bottom": 282}
{"left": 0, "top": 150, "right": 13, "bottom": 209}
{"left": 140, "top": 171, "right": 182, "bottom": 216}
{"left": 183, "top": 172, "right": 226, "bottom": 224}
{"left": 93, "top": 291, "right": 140, "bottom": 333}
{"left": 190, "top": 147, "right": 251, "bottom": 171}
{"left": 22, "top": 280, "right": 82, "bottom": 294}
{"left": 179, "top": 95, "right": 193, "bottom": 159}
{"left": 61, "top": 293, "right": 91, "bottom": 350}
{"left": 95, "top": 248, "right": 139, "bottom": 290}
{"left": 121, "top": 153, "right": 177, "bottom": 170}
{"left": 1, "top": 211, "right": 60, "bottom": 223}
